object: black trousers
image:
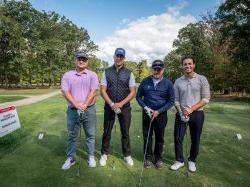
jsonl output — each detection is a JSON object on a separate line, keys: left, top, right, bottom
{"left": 142, "top": 111, "right": 168, "bottom": 161}
{"left": 101, "top": 104, "right": 131, "bottom": 157}
{"left": 174, "top": 111, "right": 204, "bottom": 162}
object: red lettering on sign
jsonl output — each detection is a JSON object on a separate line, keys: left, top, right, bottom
{"left": 0, "top": 106, "right": 16, "bottom": 113}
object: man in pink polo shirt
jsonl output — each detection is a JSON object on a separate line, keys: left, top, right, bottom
{"left": 61, "top": 51, "right": 99, "bottom": 170}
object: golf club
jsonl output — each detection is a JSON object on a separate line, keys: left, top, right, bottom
{"left": 111, "top": 107, "right": 121, "bottom": 171}
{"left": 185, "top": 122, "right": 189, "bottom": 177}
{"left": 76, "top": 111, "right": 84, "bottom": 177}
{"left": 138, "top": 118, "right": 153, "bottom": 187}
{"left": 112, "top": 113, "right": 118, "bottom": 171}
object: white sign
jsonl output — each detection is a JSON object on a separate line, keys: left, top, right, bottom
{"left": 0, "top": 106, "right": 21, "bottom": 137}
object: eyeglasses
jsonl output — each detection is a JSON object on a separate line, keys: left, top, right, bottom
{"left": 116, "top": 54, "right": 124, "bottom": 59}
{"left": 77, "top": 57, "right": 88, "bottom": 62}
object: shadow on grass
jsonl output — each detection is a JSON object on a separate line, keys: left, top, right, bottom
{"left": 33, "top": 131, "right": 68, "bottom": 158}
{"left": 0, "top": 128, "right": 29, "bottom": 159}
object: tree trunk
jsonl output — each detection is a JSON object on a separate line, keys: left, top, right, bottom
{"left": 49, "top": 59, "right": 52, "bottom": 86}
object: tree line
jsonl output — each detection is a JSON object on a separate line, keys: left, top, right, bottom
{"left": 0, "top": 0, "right": 103, "bottom": 87}
{"left": 0, "top": 0, "right": 249, "bottom": 94}
{"left": 164, "top": 0, "right": 249, "bottom": 94}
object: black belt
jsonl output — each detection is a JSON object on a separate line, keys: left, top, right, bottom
{"left": 69, "top": 105, "right": 94, "bottom": 110}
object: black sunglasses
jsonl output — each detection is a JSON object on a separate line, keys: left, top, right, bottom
{"left": 77, "top": 57, "right": 88, "bottom": 61}
{"left": 153, "top": 68, "right": 163, "bottom": 71}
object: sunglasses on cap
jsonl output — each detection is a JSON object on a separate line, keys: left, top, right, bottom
{"left": 77, "top": 57, "right": 88, "bottom": 61}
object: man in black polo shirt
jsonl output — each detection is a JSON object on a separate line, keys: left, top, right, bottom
{"left": 99, "top": 48, "right": 136, "bottom": 167}
{"left": 136, "top": 60, "right": 174, "bottom": 169}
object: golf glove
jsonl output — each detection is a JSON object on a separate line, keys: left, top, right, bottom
{"left": 77, "top": 109, "right": 85, "bottom": 116}
{"left": 144, "top": 106, "right": 153, "bottom": 118}
{"left": 110, "top": 102, "right": 121, "bottom": 114}
{"left": 179, "top": 112, "right": 189, "bottom": 122}
{"left": 114, "top": 108, "right": 121, "bottom": 114}
{"left": 77, "top": 109, "right": 85, "bottom": 123}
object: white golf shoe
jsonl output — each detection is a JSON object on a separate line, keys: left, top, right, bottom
{"left": 99, "top": 154, "right": 108, "bottom": 166}
{"left": 88, "top": 156, "right": 96, "bottom": 168}
{"left": 62, "top": 157, "right": 75, "bottom": 170}
{"left": 170, "top": 161, "right": 184, "bottom": 171}
{"left": 188, "top": 161, "right": 196, "bottom": 172}
{"left": 124, "top": 156, "right": 134, "bottom": 166}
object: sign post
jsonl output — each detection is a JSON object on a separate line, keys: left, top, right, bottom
{"left": 0, "top": 106, "right": 21, "bottom": 137}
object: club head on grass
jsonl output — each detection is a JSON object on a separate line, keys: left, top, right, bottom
{"left": 112, "top": 160, "right": 116, "bottom": 171}
{"left": 76, "top": 167, "right": 80, "bottom": 177}
{"left": 137, "top": 178, "right": 142, "bottom": 187}
{"left": 185, "top": 170, "right": 189, "bottom": 177}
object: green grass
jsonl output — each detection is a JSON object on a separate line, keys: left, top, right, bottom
{"left": 0, "top": 96, "right": 249, "bottom": 187}
{"left": 0, "top": 88, "right": 58, "bottom": 96}
{"left": 0, "top": 96, "right": 27, "bottom": 103}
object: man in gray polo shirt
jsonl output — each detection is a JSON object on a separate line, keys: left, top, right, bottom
{"left": 170, "top": 56, "right": 210, "bottom": 172}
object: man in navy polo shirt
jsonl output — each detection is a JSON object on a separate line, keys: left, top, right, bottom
{"left": 136, "top": 60, "right": 174, "bottom": 169}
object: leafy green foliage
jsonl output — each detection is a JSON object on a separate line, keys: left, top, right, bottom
{"left": 125, "top": 60, "right": 150, "bottom": 83}
{"left": 164, "top": 0, "right": 249, "bottom": 94}
{"left": 0, "top": 0, "right": 99, "bottom": 87}
{"left": 216, "top": 0, "right": 250, "bottom": 92}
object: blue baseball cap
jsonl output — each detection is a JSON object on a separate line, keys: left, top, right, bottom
{"left": 114, "top": 48, "right": 125, "bottom": 57}
{"left": 75, "top": 51, "right": 88, "bottom": 59}
{"left": 152, "top": 60, "right": 164, "bottom": 69}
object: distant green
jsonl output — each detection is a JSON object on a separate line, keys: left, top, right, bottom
{"left": 0, "top": 88, "right": 58, "bottom": 96}
{"left": 0, "top": 96, "right": 27, "bottom": 103}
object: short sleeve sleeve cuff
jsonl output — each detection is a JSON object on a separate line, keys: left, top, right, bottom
{"left": 129, "top": 73, "right": 136, "bottom": 87}
{"left": 100, "top": 71, "right": 107, "bottom": 86}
